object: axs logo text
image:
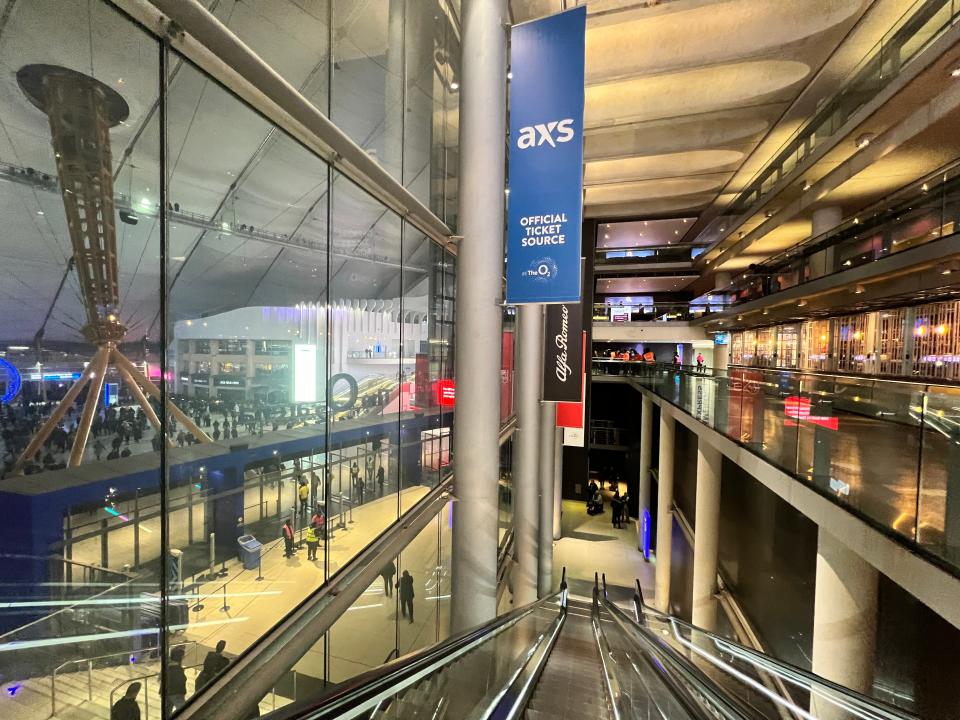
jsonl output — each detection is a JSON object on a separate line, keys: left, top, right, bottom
{"left": 516, "top": 119, "right": 575, "bottom": 149}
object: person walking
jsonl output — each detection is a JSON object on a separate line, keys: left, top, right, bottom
{"left": 298, "top": 479, "right": 309, "bottom": 517}
{"left": 93, "top": 438, "right": 105, "bottom": 461}
{"left": 352, "top": 461, "right": 364, "bottom": 504}
{"left": 696, "top": 352, "right": 705, "bottom": 373}
{"left": 305, "top": 523, "right": 319, "bottom": 561}
{"left": 397, "top": 569, "right": 415, "bottom": 623}
{"left": 380, "top": 560, "right": 396, "bottom": 597}
{"left": 611, "top": 491, "right": 623, "bottom": 529}
{"left": 377, "top": 465, "right": 386, "bottom": 497}
{"left": 195, "top": 640, "right": 229, "bottom": 692}
{"left": 111, "top": 682, "right": 141, "bottom": 720}
{"left": 165, "top": 646, "right": 187, "bottom": 713}
{"left": 365, "top": 454, "right": 374, "bottom": 488}
{"left": 281, "top": 518, "right": 295, "bottom": 558}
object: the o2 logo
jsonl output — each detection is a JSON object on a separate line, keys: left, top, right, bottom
{"left": 522, "top": 257, "right": 558, "bottom": 282}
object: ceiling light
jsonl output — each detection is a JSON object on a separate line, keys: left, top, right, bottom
{"left": 855, "top": 133, "right": 874, "bottom": 150}
{"left": 942, "top": 261, "right": 960, "bottom": 275}
{"left": 853, "top": 284, "right": 865, "bottom": 294}
{"left": 36, "top": 210, "right": 44, "bottom": 216}
{"left": 802, "top": 180, "right": 811, "bottom": 192}
{"left": 765, "top": 209, "right": 775, "bottom": 218}
{"left": 674, "top": 230, "right": 679, "bottom": 235}
{"left": 951, "top": 67, "right": 960, "bottom": 78}
{"left": 762, "top": 307, "right": 769, "bottom": 315}
{"left": 797, "top": 299, "right": 808, "bottom": 307}
{"left": 737, "top": 314, "right": 744, "bottom": 321}
{"left": 450, "top": 81, "right": 459, "bottom": 90}
{"left": 7, "top": 345, "right": 29, "bottom": 351}
{"left": 921, "top": 182, "right": 929, "bottom": 192}
{"left": 507, "top": 71, "right": 513, "bottom": 80}
{"left": 504, "top": 188, "right": 510, "bottom": 195}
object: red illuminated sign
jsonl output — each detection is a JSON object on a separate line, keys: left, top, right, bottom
{"left": 784, "top": 395, "right": 838, "bottom": 431}
{"left": 435, "top": 379, "right": 456, "bottom": 407}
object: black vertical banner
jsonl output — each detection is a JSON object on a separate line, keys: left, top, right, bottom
{"left": 543, "top": 299, "right": 584, "bottom": 402}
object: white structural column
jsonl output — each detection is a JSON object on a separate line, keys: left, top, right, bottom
{"left": 637, "top": 394, "right": 653, "bottom": 550}
{"left": 552, "top": 426, "right": 563, "bottom": 541}
{"left": 807, "top": 206, "right": 843, "bottom": 280}
{"left": 654, "top": 410, "right": 675, "bottom": 613}
{"left": 450, "top": 0, "right": 507, "bottom": 633}
{"left": 538, "top": 401, "right": 556, "bottom": 597}
{"left": 513, "top": 303, "right": 544, "bottom": 606}
{"left": 691, "top": 440, "right": 722, "bottom": 631}
{"left": 810, "top": 529, "right": 878, "bottom": 719}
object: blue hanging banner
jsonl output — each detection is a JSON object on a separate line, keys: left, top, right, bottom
{"left": 506, "top": 7, "right": 586, "bottom": 305}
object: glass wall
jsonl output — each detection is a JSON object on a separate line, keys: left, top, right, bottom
{"left": 0, "top": 1, "right": 458, "bottom": 718}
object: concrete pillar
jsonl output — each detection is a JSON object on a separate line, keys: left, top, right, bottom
{"left": 691, "top": 440, "right": 722, "bottom": 631}
{"left": 807, "top": 207, "right": 842, "bottom": 280}
{"left": 538, "top": 401, "right": 556, "bottom": 597}
{"left": 713, "top": 342, "right": 729, "bottom": 373}
{"left": 552, "top": 426, "right": 563, "bottom": 541}
{"left": 654, "top": 411, "right": 675, "bottom": 613}
{"left": 450, "top": 0, "right": 507, "bottom": 633}
{"left": 512, "top": 304, "right": 544, "bottom": 606}
{"left": 810, "top": 529, "right": 878, "bottom": 719}
{"left": 638, "top": 394, "right": 653, "bottom": 551}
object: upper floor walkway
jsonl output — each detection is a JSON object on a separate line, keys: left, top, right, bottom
{"left": 592, "top": 358, "right": 960, "bottom": 629}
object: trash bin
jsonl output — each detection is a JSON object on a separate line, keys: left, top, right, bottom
{"left": 237, "top": 534, "right": 262, "bottom": 571}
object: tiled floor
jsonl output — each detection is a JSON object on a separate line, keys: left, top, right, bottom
{"left": 552, "top": 499, "right": 654, "bottom": 604}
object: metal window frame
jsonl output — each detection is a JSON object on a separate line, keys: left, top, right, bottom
{"left": 107, "top": 0, "right": 458, "bottom": 256}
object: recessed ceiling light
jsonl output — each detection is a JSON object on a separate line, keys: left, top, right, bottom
{"left": 450, "top": 81, "right": 459, "bottom": 90}
{"left": 951, "top": 67, "right": 960, "bottom": 78}
{"left": 507, "top": 71, "right": 513, "bottom": 80}
{"left": 855, "top": 133, "right": 874, "bottom": 150}
{"left": 36, "top": 210, "right": 44, "bottom": 215}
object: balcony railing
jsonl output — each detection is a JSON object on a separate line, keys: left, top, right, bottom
{"left": 594, "top": 302, "right": 728, "bottom": 323}
{"left": 702, "top": 0, "right": 960, "bottom": 253}
{"left": 720, "top": 161, "right": 960, "bottom": 306}
{"left": 595, "top": 243, "right": 708, "bottom": 265}
{"left": 592, "top": 359, "right": 960, "bottom": 578}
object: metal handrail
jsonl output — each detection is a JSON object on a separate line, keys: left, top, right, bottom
{"left": 484, "top": 567, "right": 568, "bottom": 720}
{"left": 597, "top": 576, "right": 759, "bottom": 720}
{"left": 52, "top": 640, "right": 197, "bottom": 717}
{"left": 261, "top": 571, "right": 569, "bottom": 720}
{"left": 626, "top": 581, "right": 918, "bottom": 720}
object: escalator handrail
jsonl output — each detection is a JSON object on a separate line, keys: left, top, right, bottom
{"left": 631, "top": 581, "right": 918, "bottom": 720}
{"left": 599, "top": 575, "right": 762, "bottom": 720}
{"left": 265, "top": 571, "right": 569, "bottom": 720}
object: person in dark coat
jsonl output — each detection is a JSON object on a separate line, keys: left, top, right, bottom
{"left": 611, "top": 491, "right": 623, "bottom": 529}
{"left": 194, "top": 640, "right": 230, "bottom": 692}
{"left": 282, "top": 519, "right": 295, "bottom": 558}
{"left": 380, "top": 561, "right": 396, "bottom": 597}
{"left": 111, "top": 682, "right": 141, "bottom": 720}
{"left": 397, "top": 569, "right": 415, "bottom": 623}
{"left": 165, "top": 646, "right": 187, "bottom": 712}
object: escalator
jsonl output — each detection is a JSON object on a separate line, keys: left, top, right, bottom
{"left": 258, "top": 572, "right": 916, "bottom": 720}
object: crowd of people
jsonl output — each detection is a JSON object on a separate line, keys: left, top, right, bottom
{"left": 585, "top": 476, "right": 632, "bottom": 530}
{"left": 0, "top": 387, "right": 390, "bottom": 478}
{"left": 110, "top": 641, "right": 256, "bottom": 720}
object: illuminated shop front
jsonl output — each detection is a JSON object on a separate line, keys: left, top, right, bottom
{"left": 727, "top": 298, "right": 960, "bottom": 381}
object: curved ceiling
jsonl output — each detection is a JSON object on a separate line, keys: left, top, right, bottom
{"left": 585, "top": 59, "right": 811, "bottom": 127}
{"left": 585, "top": 0, "right": 864, "bottom": 82}
{"left": 585, "top": 149, "right": 745, "bottom": 185}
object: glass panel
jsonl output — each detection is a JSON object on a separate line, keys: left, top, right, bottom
{"left": 0, "top": 0, "right": 162, "bottom": 717}
{"left": 164, "top": 51, "right": 332, "bottom": 716}
{"left": 326, "top": 169, "right": 402, "bottom": 579}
